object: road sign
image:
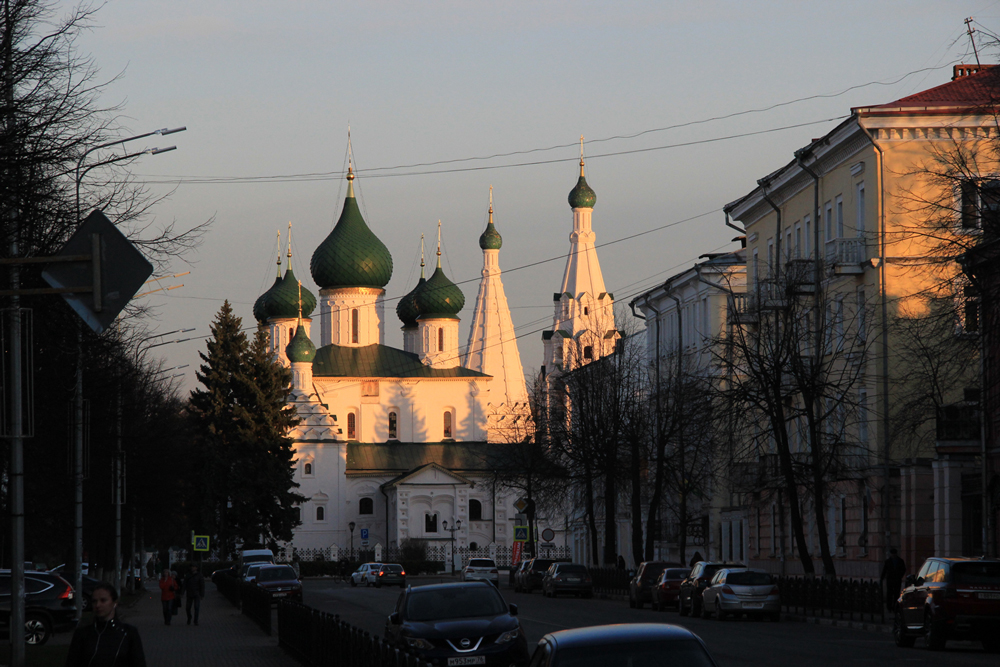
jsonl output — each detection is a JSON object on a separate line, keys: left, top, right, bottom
{"left": 361, "top": 540, "right": 370, "bottom": 548}
{"left": 541, "top": 528, "right": 555, "bottom": 542}
{"left": 360, "top": 528, "right": 369, "bottom": 540}
{"left": 514, "top": 497, "right": 530, "bottom": 513}
{"left": 513, "top": 526, "right": 528, "bottom": 542}
{"left": 41, "top": 210, "right": 154, "bottom": 334}
{"left": 193, "top": 536, "right": 210, "bottom": 552}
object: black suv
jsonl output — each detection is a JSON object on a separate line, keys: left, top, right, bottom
{"left": 517, "top": 558, "right": 562, "bottom": 594}
{"left": 629, "top": 561, "right": 673, "bottom": 609}
{"left": 0, "top": 570, "right": 77, "bottom": 645}
{"left": 678, "top": 561, "right": 745, "bottom": 618}
{"left": 385, "top": 582, "right": 529, "bottom": 667}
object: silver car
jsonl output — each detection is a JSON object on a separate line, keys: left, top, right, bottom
{"left": 700, "top": 568, "right": 780, "bottom": 621}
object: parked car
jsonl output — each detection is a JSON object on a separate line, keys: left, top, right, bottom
{"left": 48, "top": 570, "right": 101, "bottom": 611}
{"left": 893, "top": 557, "right": 1000, "bottom": 651}
{"left": 255, "top": 564, "right": 303, "bottom": 604}
{"left": 376, "top": 564, "right": 407, "bottom": 588}
{"left": 678, "top": 562, "right": 746, "bottom": 618}
{"left": 510, "top": 561, "right": 530, "bottom": 589}
{"left": 527, "top": 623, "right": 718, "bottom": 667}
{"left": 385, "top": 582, "right": 530, "bottom": 667}
{"left": 652, "top": 568, "right": 690, "bottom": 611}
{"left": 243, "top": 562, "right": 266, "bottom": 583}
{"left": 629, "top": 561, "right": 674, "bottom": 609}
{"left": 700, "top": 569, "right": 780, "bottom": 621}
{"left": 542, "top": 563, "right": 593, "bottom": 598}
{"left": 463, "top": 558, "right": 500, "bottom": 586}
{"left": 0, "top": 570, "right": 77, "bottom": 645}
{"left": 516, "top": 558, "right": 556, "bottom": 594}
{"left": 351, "top": 562, "right": 383, "bottom": 587}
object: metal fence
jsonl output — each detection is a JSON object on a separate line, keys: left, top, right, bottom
{"left": 776, "top": 576, "right": 884, "bottom": 624}
{"left": 278, "top": 601, "right": 433, "bottom": 667}
{"left": 212, "top": 570, "right": 274, "bottom": 634}
{"left": 278, "top": 543, "right": 573, "bottom": 569}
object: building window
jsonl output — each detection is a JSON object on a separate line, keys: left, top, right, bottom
{"left": 823, "top": 202, "right": 833, "bottom": 243}
{"left": 469, "top": 541, "right": 478, "bottom": 550}
{"left": 469, "top": 499, "right": 483, "bottom": 521}
{"left": 438, "top": 327, "right": 444, "bottom": 352}
{"left": 960, "top": 179, "right": 1000, "bottom": 230}
{"left": 347, "top": 413, "right": 356, "bottom": 440}
{"left": 425, "top": 513, "right": 438, "bottom": 533}
{"left": 388, "top": 411, "right": 398, "bottom": 439}
{"left": 359, "top": 497, "right": 374, "bottom": 515}
{"left": 316, "top": 506, "right": 326, "bottom": 522}
{"left": 583, "top": 306, "right": 589, "bottom": 316}
{"left": 303, "top": 462, "right": 313, "bottom": 476}
{"left": 443, "top": 411, "right": 453, "bottom": 439}
{"left": 352, "top": 309, "right": 359, "bottom": 344}
{"left": 835, "top": 196, "right": 844, "bottom": 238}
{"left": 858, "top": 388, "right": 869, "bottom": 445}
{"left": 856, "top": 182, "right": 866, "bottom": 235}
{"left": 804, "top": 215, "right": 811, "bottom": 256}
{"left": 583, "top": 345, "right": 593, "bottom": 360}
{"left": 963, "top": 285, "right": 980, "bottom": 333}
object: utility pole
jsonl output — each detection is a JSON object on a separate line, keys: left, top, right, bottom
{"left": 966, "top": 18, "right": 981, "bottom": 67}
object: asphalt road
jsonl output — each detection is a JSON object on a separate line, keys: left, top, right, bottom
{"left": 302, "top": 577, "right": 997, "bottom": 667}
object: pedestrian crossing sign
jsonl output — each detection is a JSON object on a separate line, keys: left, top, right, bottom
{"left": 514, "top": 526, "right": 528, "bottom": 542}
{"left": 194, "top": 535, "right": 210, "bottom": 552}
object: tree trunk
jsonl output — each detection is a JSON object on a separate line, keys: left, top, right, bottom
{"left": 773, "top": 398, "right": 814, "bottom": 574}
{"left": 629, "top": 434, "right": 644, "bottom": 565}
{"left": 644, "top": 426, "right": 666, "bottom": 560}
{"left": 584, "top": 466, "right": 600, "bottom": 565}
{"left": 603, "top": 463, "right": 617, "bottom": 565}
{"left": 807, "top": 415, "right": 837, "bottom": 576}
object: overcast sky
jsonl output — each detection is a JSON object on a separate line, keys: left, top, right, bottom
{"left": 65, "top": 0, "right": 997, "bottom": 393}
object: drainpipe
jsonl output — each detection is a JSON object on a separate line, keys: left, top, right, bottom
{"left": 759, "top": 182, "right": 783, "bottom": 285}
{"left": 725, "top": 211, "right": 746, "bottom": 236}
{"left": 857, "top": 120, "right": 892, "bottom": 557}
{"left": 795, "top": 150, "right": 825, "bottom": 430}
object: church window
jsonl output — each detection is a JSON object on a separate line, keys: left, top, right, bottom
{"left": 584, "top": 306, "right": 589, "bottom": 316}
{"left": 584, "top": 345, "right": 593, "bottom": 360}
{"left": 469, "top": 499, "right": 483, "bottom": 521}
{"left": 438, "top": 327, "right": 444, "bottom": 352}
{"left": 303, "top": 462, "right": 313, "bottom": 476}
{"left": 443, "top": 411, "right": 453, "bottom": 439}
{"left": 347, "top": 413, "right": 356, "bottom": 440}
{"left": 388, "top": 411, "right": 398, "bottom": 440}
{"left": 359, "top": 497, "right": 374, "bottom": 515}
{"left": 469, "top": 541, "right": 478, "bottom": 550}
{"left": 425, "top": 513, "right": 438, "bottom": 533}
{"left": 352, "top": 309, "right": 359, "bottom": 344}
{"left": 316, "top": 506, "right": 326, "bottom": 522}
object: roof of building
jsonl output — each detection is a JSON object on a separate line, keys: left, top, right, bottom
{"left": 254, "top": 274, "right": 281, "bottom": 322}
{"left": 262, "top": 267, "right": 316, "bottom": 320}
{"left": 346, "top": 442, "right": 494, "bottom": 475}
{"left": 568, "top": 160, "right": 597, "bottom": 209}
{"left": 312, "top": 343, "right": 488, "bottom": 378}
{"left": 286, "top": 324, "right": 316, "bottom": 363}
{"left": 415, "top": 265, "right": 465, "bottom": 319}
{"left": 396, "top": 273, "right": 426, "bottom": 328}
{"left": 860, "top": 64, "right": 1000, "bottom": 111}
{"left": 480, "top": 204, "right": 503, "bottom": 250}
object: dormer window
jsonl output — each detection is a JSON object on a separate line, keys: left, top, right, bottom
{"left": 584, "top": 345, "right": 593, "bottom": 360}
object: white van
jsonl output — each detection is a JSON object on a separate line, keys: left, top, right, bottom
{"left": 239, "top": 548, "right": 275, "bottom": 569}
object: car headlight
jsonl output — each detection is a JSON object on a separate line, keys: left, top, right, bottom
{"left": 405, "top": 637, "right": 435, "bottom": 650}
{"left": 496, "top": 628, "right": 520, "bottom": 644}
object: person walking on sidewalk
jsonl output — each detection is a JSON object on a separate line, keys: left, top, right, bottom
{"left": 65, "top": 582, "right": 146, "bottom": 667}
{"left": 158, "top": 569, "right": 179, "bottom": 625}
{"left": 184, "top": 564, "right": 206, "bottom": 625}
{"left": 880, "top": 548, "right": 906, "bottom": 612}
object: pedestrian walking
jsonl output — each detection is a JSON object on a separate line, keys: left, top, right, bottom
{"left": 157, "top": 569, "right": 179, "bottom": 625}
{"left": 65, "top": 582, "right": 146, "bottom": 667}
{"left": 184, "top": 564, "right": 206, "bottom": 625}
{"left": 880, "top": 547, "right": 906, "bottom": 612}
{"left": 617, "top": 555, "right": 626, "bottom": 570}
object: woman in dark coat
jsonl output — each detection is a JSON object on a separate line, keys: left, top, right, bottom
{"left": 65, "top": 582, "right": 146, "bottom": 667}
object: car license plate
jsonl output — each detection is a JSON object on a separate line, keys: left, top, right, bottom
{"left": 567, "top": 577, "right": 580, "bottom": 582}
{"left": 274, "top": 592, "right": 287, "bottom": 597}
{"left": 448, "top": 657, "right": 486, "bottom": 666}
{"left": 742, "top": 602, "right": 764, "bottom": 609}
{"left": 979, "top": 592, "right": 1000, "bottom": 599}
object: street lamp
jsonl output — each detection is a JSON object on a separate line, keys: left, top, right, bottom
{"left": 349, "top": 522, "right": 356, "bottom": 557}
{"left": 442, "top": 519, "right": 461, "bottom": 573}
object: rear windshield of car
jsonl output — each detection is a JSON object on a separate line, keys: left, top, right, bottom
{"left": 726, "top": 571, "right": 771, "bottom": 586}
{"left": 531, "top": 560, "right": 554, "bottom": 571}
{"left": 664, "top": 569, "right": 690, "bottom": 579}
{"left": 703, "top": 564, "right": 742, "bottom": 579}
{"left": 641, "top": 563, "right": 667, "bottom": 581}
{"left": 468, "top": 559, "right": 496, "bottom": 568}
{"left": 551, "top": 639, "right": 715, "bottom": 667}
{"left": 405, "top": 586, "right": 507, "bottom": 621}
{"left": 952, "top": 562, "right": 1000, "bottom": 585}
{"left": 557, "top": 564, "right": 588, "bottom": 574}
{"left": 382, "top": 565, "right": 403, "bottom": 573}
{"left": 258, "top": 566, "right": 297, "bottom": 582}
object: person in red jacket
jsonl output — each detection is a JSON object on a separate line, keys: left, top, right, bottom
{"left": 158, "top": 569, "right": 179, "bottom": 625}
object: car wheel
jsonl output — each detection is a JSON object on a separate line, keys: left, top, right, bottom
{"left": 770, "top": 612, "right": 781, "bottom": 622}
{"left": 635, "top": 597, "right": 644, "bottom": 610}
{"left": 629, "top": 593, "right": 636, "bottom": 609}
{"left": 25, "top": 615, "right": 51, "bottom": 646}
{"left": 893, "top": 611, "right": 916, "bottom": 648}
{"left": 350, "top": 578, "right": 357, "bottom": 587}
{"left": 375, "top": 581, "right": 381, "bottom": 588}
{"left": 924, "top": 612, "right": 946, "bottom": 651}
{"left": 716, "top": 608, "right": 727, "bottom": 621}
{"left": 678, "top": 596, "right": 690, "bottom": 617}
{"left": 652, "top": 599, "right": 660, "bottom": 611}
{"left": 699, "top": 601, "right": 710, "bottom": 619}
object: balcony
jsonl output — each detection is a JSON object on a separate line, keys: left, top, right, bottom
{"left": 786, "top": 257, "right": 817, "bottom": 294}
{"left": 825, "top": 239, "right": 866, "bottom": 274}
{"left": 727, "top": 293, "right": 756, "bottom": 324}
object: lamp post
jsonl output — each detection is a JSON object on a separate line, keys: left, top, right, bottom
{"left": 442, "top": 519, "right": 461, "bottom": 573}
{"left": 349, "top": 521, "right": 356, "bottom": 558}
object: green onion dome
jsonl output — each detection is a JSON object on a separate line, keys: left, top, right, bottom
{"left": 479, "top": 210, "right": 502, "bottom": 250}
{"left": 415, "top": 264, "right": 464, "bottom": 320}
{"left": 396, "top": 274, "right": 426, "bottom": 328}
{"left": 310, "top": 170, "right": 393, "bottom": 289}
{"left": 568, "top": 160, "right": 597, "bottom": 209}
{"left": 285, "top": 324, "right": 316, "bottom": 363}
{"left": 254, "top": 275, "right": 281, "bottom": 323}
{"left": 263, "top": 267, "right": 316, "bottom": 320}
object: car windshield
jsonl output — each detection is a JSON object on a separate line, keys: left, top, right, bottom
{"left": 382, "top": 565, "right": 403, "bottom": 573}
{"left": 405, "top": 586, "right": 507, "bottom": 621}
{"left": 468, "top": 559, "right": 496, "bottom": 568}
{"left": 952, "top": 562, "right": 1000, "bottom": 585}
{"left": 558, "top": 565, "right": 588, "bottom": 574}
{"left": 532, "top": 560, "right": 554, "bottom": 571}
{"left": 664, "top": 569, "right": 689, "bottom": 579}
{"left": 641, "top": 564, "right": 667, "bottom": 581}
{"left": 551, "top": 639, "right": 715, "bottom": 667}
{"left": 726, "top": 572, "right": 771, "bottom": 586}
{"left": 258, "top": 566, "right": 297, "bottom": 582}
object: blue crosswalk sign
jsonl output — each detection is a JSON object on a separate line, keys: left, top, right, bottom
{"left": 360, "top": 528, "right": 369, "bottom": 540}
{"left": 514, "top": 526, "right": 528, "bottom": 542}
{"left": 194, "top": 535, "right": 210, "bottom": 552}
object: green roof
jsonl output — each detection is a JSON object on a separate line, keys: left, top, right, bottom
{"left": 346, "top": 442, "right": 495, "bottom": 475}
{"left": 396, "top": 275, "right": 425, "bottom": 328}
{"left": 286, "top": 324, "right": 316, "bottom": 363}
{"left": 310, "top": 181, "right": 393, "bottom": 289}
{"left": 254, "top": 275, "right": 281, "bottom": 322}
{"left": 568, "top": 163, "right": 597, "bottom": 209}
{"left": 415, "top": 265, "right": 464, "bottom": 319}
{"left": 312, "top": 343, "right": 487, "bottom": 378}
{"left": 479, "top": 221, "right": 502, "bottom": 250}
{"left": 263, "top": 267, "right": 316, "bottom": 320}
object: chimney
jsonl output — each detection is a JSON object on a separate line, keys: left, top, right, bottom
{"left": 953, "top": 63, "right": 996, "bottom": 80}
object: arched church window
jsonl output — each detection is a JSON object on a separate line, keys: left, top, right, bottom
{"left": 425, "top": 513, "right": 438, "bottom": 533}
{"left": 443, "top": 411, "right": 453, "bottom": 439}
{"left": 347, "top": 413, "right": 356, "bottom": 440}
{"left": 316, "top": 506, "right": 325, "bottom": 521}
{"left": 304, "top": 462, "right": 313, "bottom": 475}
{"left": 584, "top": 345, "right": 594, "bottom": 360}
{"left": 352, "top": 309, "right": 359, "bottom": 344}
{"left": 359, "top": 497, "right": 374, "bottom": 515}
{"left": 469, "top": 541, "right": 478, "bottom": 550}
{"left": 469, "top": 499, "right": 483, "bottom": 521}
{"left": 438, "top": 327, "right": 444, "bottom": 352}
{"left": 388, "top": 412, "right": 398, "bottom": 440}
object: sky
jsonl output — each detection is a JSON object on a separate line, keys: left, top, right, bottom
{"left": 61, "top": 0, "right": 999, "bottom": 394}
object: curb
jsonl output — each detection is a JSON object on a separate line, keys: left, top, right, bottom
{"left": 782, "top": 613, "right": 890, "bottom": 634}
